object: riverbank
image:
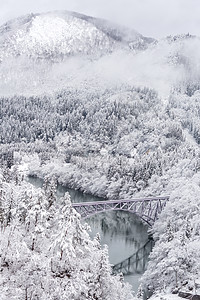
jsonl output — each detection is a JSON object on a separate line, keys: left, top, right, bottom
{"left": 28, "top": 174, "right": 150, "bottom": 292}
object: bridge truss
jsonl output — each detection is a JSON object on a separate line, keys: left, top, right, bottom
{"left": 72, "top": 196, "right": 169, "bottom": 226}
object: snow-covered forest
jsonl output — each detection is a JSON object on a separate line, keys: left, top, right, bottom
{"left": 0, "top": 11, "right": 200, "bottom": 299}
{"left": 0, "top": 170, "right": 134, "bottom": 299}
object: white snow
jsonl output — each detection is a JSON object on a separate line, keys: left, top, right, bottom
{"left": 150, "top": 294, "right": 181, "bottom": 300}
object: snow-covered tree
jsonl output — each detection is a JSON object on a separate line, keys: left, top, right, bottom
{"left": 141, "top": 176, "right": 200, "bottom": 294}
{"left": 0, "top": 170, "right": 135, "bottom": 299}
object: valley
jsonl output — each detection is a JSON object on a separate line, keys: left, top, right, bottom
{"left": 0, "top": 10, "right": 200, "bottom": 299}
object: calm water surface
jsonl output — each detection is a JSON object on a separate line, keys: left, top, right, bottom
{"left": 28, "top": 176, "right": 149, "bottom": 292}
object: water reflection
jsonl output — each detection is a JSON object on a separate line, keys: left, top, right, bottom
{"left": 28, "top": 176, "right": 105, "bottom": 203}
{"left": 28, "top": 176, "right": 150, "bottom": 291}
{"left": 86, "top": 211, "right": 149, "bottom": 265}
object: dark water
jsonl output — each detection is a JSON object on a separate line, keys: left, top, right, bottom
{"left": 28, "top": 175, "right": 104, "bottom": 203}
{"left": 28, "top": 176, "right": 149, "bottom": 292}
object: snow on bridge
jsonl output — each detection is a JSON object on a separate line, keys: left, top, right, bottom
{"left": 72, "top": 196, "right": 169, "bottom": 226}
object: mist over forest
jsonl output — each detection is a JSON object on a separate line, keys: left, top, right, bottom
{"left": 0, "top": 11, "right": 200, "bottom": 300}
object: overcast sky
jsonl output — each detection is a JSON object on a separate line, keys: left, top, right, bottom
{"left": 0, "top": 0, "right": 200, "bottom": 38}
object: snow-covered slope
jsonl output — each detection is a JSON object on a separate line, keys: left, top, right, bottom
{"left": 0, "top": 11, "right": 200, "bottom": 99}
{"left": 0, "top": 11, "right": 154, "bottom": 62}
{"left": 1, "top": 11, "right": 200, "bottom": 297}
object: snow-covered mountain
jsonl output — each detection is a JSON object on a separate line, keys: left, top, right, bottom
{"left": 1, "top": 11, "right": 200, "bottom": 297}
{"left": 0, "top": 11, "right": 154, "bottom": 62}
{"left": 1, "top": 12, "right": 200, "bottom": 98}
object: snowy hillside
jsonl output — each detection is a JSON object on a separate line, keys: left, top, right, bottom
{"left": 0, "top": 11, "right": 153, "bottom": 62}
{"left": 1, "top": 14, "right": 200, "bottom": 98}
{"left": 0, "top": 11, "right": 200, "bottom": 299}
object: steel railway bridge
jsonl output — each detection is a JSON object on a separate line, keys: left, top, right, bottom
{"left": 72, "top": 196, "right": 169, "bottom": 274}
{"left": 72, "top": 196, "right": 169, "bottom": 227}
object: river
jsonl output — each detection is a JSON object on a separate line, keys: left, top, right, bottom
{"left": 28, "top": 176, "right": 150, "bottom": 292}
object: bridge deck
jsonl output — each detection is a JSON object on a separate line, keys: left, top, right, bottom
{"left": 72, "top": 196, "right": 169, "bottom": 226}
{"left": 72, "top": 196, "right": 169, "bottom": 207}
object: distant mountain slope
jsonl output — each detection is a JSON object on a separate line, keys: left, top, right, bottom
{"left": 1, "top": 11, "right": 200, "bottom": 297}
{"left": 0, "top": 11, "right": 154, "bottom": 62}
{"left": 0, "top": 11, "right": 200, "bottom": 99}
{"left": 68, "top": 11, "right": 155, "bottom": 49}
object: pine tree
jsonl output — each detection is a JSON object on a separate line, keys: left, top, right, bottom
{"left": 0, "top": 176, "right": 135, "bottom": 299}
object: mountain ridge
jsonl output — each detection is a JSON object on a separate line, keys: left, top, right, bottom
{"left": 0, "top": 11, "right": 200, "bottom": 98}
{"left": 0, "top": 11, "right": 155, "bottom": 62}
